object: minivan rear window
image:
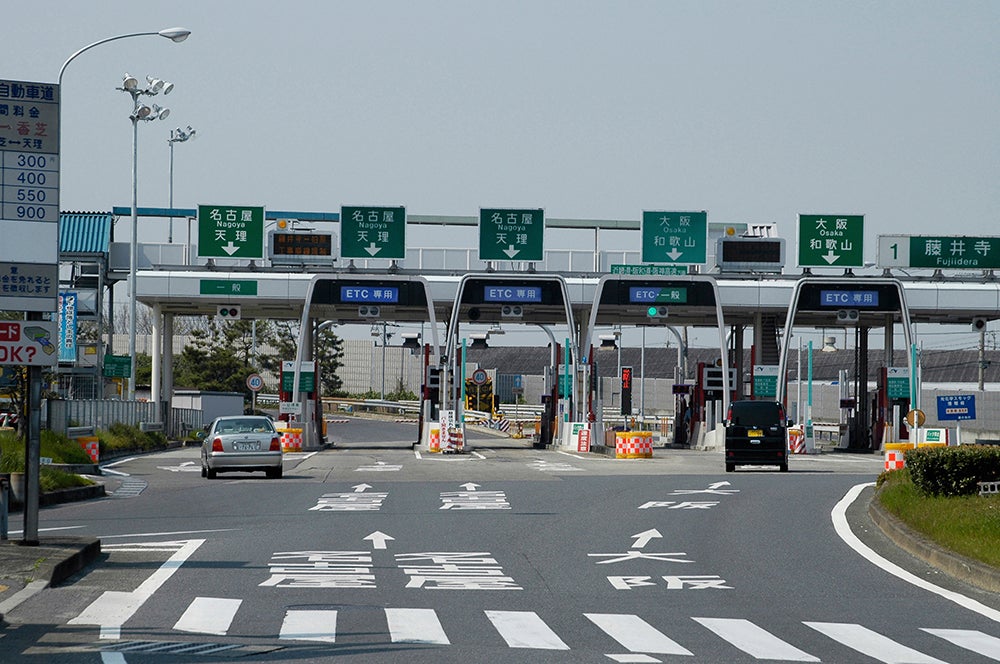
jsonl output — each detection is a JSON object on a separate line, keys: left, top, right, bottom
{"left": 728, "top": 401, "right": 782, "bottom": 426}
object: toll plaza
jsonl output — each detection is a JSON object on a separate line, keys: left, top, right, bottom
{"left": 777, "top": 277, "right": 914, "bottom": 452}
{"left": 291, "top": 274, "right": 440, "bottom": 449}
{"left": 584, "top": 275, "right": 730, "bottom": 450}
{"left": 444, "top": 274, "right": 577, "bottom": 450}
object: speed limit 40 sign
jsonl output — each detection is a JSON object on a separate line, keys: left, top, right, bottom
{"left": 246, "top": 373, "right": 264, "bottom": 392}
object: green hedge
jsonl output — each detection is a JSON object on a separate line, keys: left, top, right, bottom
{"left": 904, "top": 445, "right": 1000, "bottom": 497}
{"left": 98, "top": 422, "right": 168, "bottom": 455}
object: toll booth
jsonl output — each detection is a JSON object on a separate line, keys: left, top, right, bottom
{"left": 445, "top": 274, "right": 576, "bottom": 450}
{"left": 777, "top": 277, "right": 913, "bottom": 452}
{"left": 585, "top": 275, "right": 730, "bottom": 449}
{"left": 292, "top": 274, "right": 440, "bottom": 449}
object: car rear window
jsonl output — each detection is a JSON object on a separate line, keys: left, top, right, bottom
{"left": 729, "top": 401, "right": 783, "bottom": 426}
{"left": 217, "top": 419, "right": 274, "bottom": 433}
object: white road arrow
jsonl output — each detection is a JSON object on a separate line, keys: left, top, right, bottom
{"left": 364, "top": 531, "right": 394, "bottom": 550}
{"left": 352, "top": 483, "right": 373, "bottom": 493}
{"left": 708, "top": 481, "right": 731, "bottom": 490}
{"left": 822, "top": 250, "right": 840, "bottom": 264}
{"left": 502, "top": 245, "right": 520, "bottom": 258}
{"left": 365, "top": 243, "right": 382, "bottom": 256}
{"left": 666, "top": 248, "right": 683, "bottom": 261}
{"left": 221, "top": 242, "right": 240, "bottom": 256}
{"left": 631, "top": 528, "right": 662, "bottom": 549}
{"left": 460, "top": 482, "right": 479, "bottom": 491}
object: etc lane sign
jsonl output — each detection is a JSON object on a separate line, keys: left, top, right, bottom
{"left": 479, "top": 208, "right": 544, "bottom": 261}
{"left": 798, "top": 214, "right": 864, "bottom": 268}
{"left": 641, "top": 211, "right": 707, "bottom": 265}
{"left": 341, "top": 206, "right": 406, "bottom": 259}
{"left": 878, "top": 235, "right": 1000, "bottom": 270}
{"left": 197, "top": 205, "right": 265, "bottom": 259}
{"left": 0, "top": 320, "right": 58, "bottom": 366}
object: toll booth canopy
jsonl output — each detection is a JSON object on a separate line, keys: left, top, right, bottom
{"left": 590, "top": 277, "right": 725, "bottom": 327}
{"left": 308, "top": 277, "right": 435, "bottom": 323}
{"left": 453, "top": 276, "right": 573, "bottom": 326}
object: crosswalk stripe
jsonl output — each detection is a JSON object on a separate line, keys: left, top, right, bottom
{"left": 805, "top": 622, "right": 948, "bottom": 664}
{"left": 172, "top": 597, "right": 242, "bottom": 635}
{"left": 279, "top": 609, "right": 338, "bottom": 643}
{"left": 585, "top": 613, "right": 693, "bottom": 656}
{"left": 386, "top": 608, "right": 450, "bottom": 644}
{"left": 693, "top": 617, "right": 819, "bottom": 662}
{"left": 922, "top": 628, "right": 1000, "bottom": 661}
{"left": 484, "top": 610, "right": 570, "bottom": 650}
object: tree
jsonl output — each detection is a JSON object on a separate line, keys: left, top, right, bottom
{"left": 260, "top": 321, "right": 345, "bottom": 396}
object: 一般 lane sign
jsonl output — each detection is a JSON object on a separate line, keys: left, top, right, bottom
{"left": 198, "top": 205, "right": 265, "bottom": 259}
{"left": 341, "top": 206, "right": 406, "bottom": 259}
{"left": 641, "top": 211, "right": 707, "bottom": 265}
{"left": 798, "top": 214, "right": 864, "bottom": 268}
{"left": 878, "top": 235, "right": 1000, "bottom": 270}
{"left": 479, "top": 208, "right": 544, "bottom": 261}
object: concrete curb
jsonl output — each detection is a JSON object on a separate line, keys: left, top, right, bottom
{"left": 6, "top": 483, "right": 107, "bottom": 513}
{"left": 0, "top": 536, "right": 101, "bottom": 620}
{"left": 868, "top": 492, "right": 1000, "bottom": 593}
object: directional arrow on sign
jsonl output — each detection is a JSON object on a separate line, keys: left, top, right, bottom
{"left": 352, "top": 483, "right": 372, "bottom": 493}
{"left": 364, "top": 531, "right": 394, "bottom": 550}
{"left": 630, "top": 528, "right": 662, "bottom": 549}
{"left": 364, "top": 243, "right": 381, "bottom": 256}
{"left": 823, "top": 250, "right": 840, "bottom": 264}
{"left": 222, "top": 242, "right": 239, "bottom": 256}
{"left": 666, "top": 248, "right": 683, "bottom": 261}
{"left": 502, "top": 245, "right": 519, "bottom": 258}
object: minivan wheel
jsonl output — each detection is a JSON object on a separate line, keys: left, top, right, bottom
{"left": 725, "top": 463, "right": 735, "bottom": 473}
{"left": 779, "top": 463, "right": 788, "bottom": 472}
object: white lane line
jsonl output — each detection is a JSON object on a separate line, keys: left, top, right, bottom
{"left": 692, "top": 617, "right": 819, "bottom": 661}
{"left": 413, "top": 450, "right": 422, "bottom": 459}
{"left": 69, "top": 539, "right": 205, "bottom": 639}
{"left": 99, "top": 528, "right": 239, "bottom": 539}
{"left": 484, "top": 610, "right": 569, "bottom": 650}
{"left": 279, "top": 609, "right": 338, "bottom": 643}
{"left": 834, "top": 482, "right": 1000, "bottom": 623}
{"left": 805, "top": 622, "right": 947, "bottom": 664}
{"left": 100, "top": 652, "right": 127, "bottom": 663}
{"left": 471, "top": 451, "right": 486, "bottom": 459}
{"left": 6, "top": 525, "right": 86, "bottom": 535}
{"left": 173, "top": 597, "right": 242, "bottom": 635}
{"left": 922, "top": 628, "right": 1000, "bottom": 661}
{"left": 386, "top": 608, "right": 450, "bottom": 644}
{"left": 557, "top": 451, "right": 590, "bottom": 460}
{"left": 585, "top": 613, "right": 692, "bottom": 655}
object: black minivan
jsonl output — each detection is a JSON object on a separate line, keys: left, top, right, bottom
{"left": 724, "top": 400, "right": 791, "bottom": 472}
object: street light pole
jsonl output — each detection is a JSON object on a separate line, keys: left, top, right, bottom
{"left": 121, "top": 74, "right": 175, "bottom": 400}
{"left": 168, "top": 125, "right": 195, "bottom": 243}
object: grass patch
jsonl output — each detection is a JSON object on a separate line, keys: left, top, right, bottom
{"left": 878, "top": 469, "right": 1000, "bottom": 568}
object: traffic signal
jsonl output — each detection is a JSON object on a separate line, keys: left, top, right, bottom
{"left": 646, "top": 305, "right": 669, "bottom": 318}
{"left": 501, "top": 304, "right": 523, "bottom": 318}
{"left": 836, "top": 309, "right": 859, "bottom": 323}
{"left": 217, "top": 305, "right": 241, "bottom": 320}
{"left": 358, "top": 305, "right": 381, "bottom": 317}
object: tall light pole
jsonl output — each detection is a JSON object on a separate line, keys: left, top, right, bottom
{"left": 120, "top": 73, "right": 175, "bottom": 400}
{"left": 167, "top": 125, "right": 195, "bottom": 243}
{"left": 58, "top": 28, "right": 191, "bottom": 87}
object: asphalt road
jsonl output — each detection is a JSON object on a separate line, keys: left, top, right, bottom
{"left": 3, "top": 417, "right": 1000, "bottom": 663}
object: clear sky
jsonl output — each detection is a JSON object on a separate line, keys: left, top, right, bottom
{"left": 4, "top": 1, "right": 998, "bottom": 349}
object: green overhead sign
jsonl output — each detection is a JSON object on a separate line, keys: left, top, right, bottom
{"left": 641, "top": 211, "right": 708, "bottom": 264}
{"left": 798, "top": 214, "right": 864, "bottom": 267}
{"left": 341, "top": 206, "right": 406, "bottom": 260}
{"left": 479, "top": 208, "right": 545, "bottom": 261}
{"left": 199, "top": 279, "right": 258, "bottom": 296}
{"left": 197, "top": 205, "right": 265, "bottom": 259}
{"left": 878, "top": 235, "right": 1000, "bottom": 270}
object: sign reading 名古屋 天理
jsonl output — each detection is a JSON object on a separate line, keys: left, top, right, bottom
{"left": 341, "top": 206, "right": 406, "bottom": 260}
{"left": 197, "top": 205, "right": 265, "bottom": 259}
{"left": 641, "top": 211, "right": 708, "bottom": 265}
{"left": 479, "top": 208, "right": 545, "bottom": 262}
{"left": 878, "top": 235, "right": 1000, "bottom": 270}
{"left": 798, "top": 214, "right": 864, "bottom": 267}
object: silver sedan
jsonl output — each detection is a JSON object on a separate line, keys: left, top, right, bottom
{"left": 200, "top": 415, "right": 283, "bottom": 479}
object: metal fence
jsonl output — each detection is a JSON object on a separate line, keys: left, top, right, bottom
{"left": 46, "top": 399, "right": 202, "bottom": 439}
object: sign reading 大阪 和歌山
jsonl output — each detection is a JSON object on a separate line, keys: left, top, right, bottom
{"left": 197, "top": 205, "right": 265, "bottom": 259}
{"left": 641, "top": 211, "right": 707, "bottom": 265}
{"left": 878, "top": 235, "right": 1000, "bottom": 270}
{"left": 797, "top": 214, "right": 864, "bottom": 268}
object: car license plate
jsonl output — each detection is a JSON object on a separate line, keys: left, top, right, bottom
{"left": 233, "top": 441, "right": 260, "bottom": 452}
{"left": 748, "top": 429, "right": 763, "bottom": 437}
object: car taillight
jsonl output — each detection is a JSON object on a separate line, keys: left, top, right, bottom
{"left": 270, "top": 437, "right": 281, "bottom": 452}
{"left": 212, "top": 438, "right": 223, "bottom": 452}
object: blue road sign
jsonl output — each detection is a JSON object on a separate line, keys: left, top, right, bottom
{"left": 936, "top": 394, "right": 976, "bottom": 421}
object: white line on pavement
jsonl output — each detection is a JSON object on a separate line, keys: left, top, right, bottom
{"left": 834, "top": 482, "right": 1000, "bottom": 624}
